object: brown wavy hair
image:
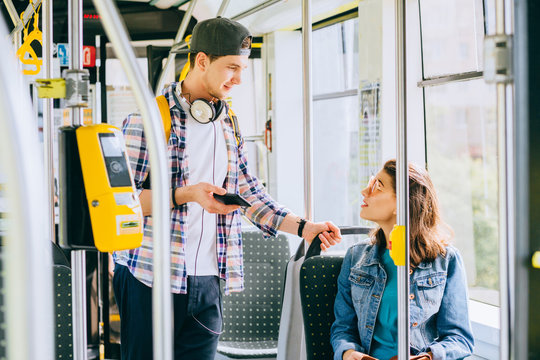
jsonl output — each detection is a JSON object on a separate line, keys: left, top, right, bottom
{"left": 371, "top": 159, "right": 452, "bottom": 267}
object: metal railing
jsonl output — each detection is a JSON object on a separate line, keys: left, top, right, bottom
{"left": 91, "top": 0, "right": 173, "bottom": 359}
{"left": 0, "top": 17, "right": 54, "bottom": 360}
{"left": 155, "top": 0, "right": 198, "bottom": 93}
{"left": 302, "top": 0, "right": 313, "bottom": 222}
{"left": 494, "top": 0, "right": 515, "bottom": 359}
{"left": 395, "top": 0, "right": 410, "bottom": 359}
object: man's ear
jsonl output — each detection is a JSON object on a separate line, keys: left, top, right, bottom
{"left": 195, "top": 52, "right": 208, "bottom": 71}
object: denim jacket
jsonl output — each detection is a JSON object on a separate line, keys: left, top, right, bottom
{"left": 331, "top": 240, "right": 474, "bottom": 360}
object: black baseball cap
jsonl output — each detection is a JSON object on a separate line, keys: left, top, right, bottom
{"left": 172, "top": 17, "right": 251, "bottom": 56}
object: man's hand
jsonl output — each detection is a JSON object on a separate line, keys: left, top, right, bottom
{"left": 302, "top": 221, "right": 342, "bottom": 251}
{"left": 343, "top": 349, "right": 378, "bottom": 360}
{"left": 190, "top": 182, "right": 240, "bottom": 214}
{"left": 389, "top": 354, "right": 432, "bottom": 360}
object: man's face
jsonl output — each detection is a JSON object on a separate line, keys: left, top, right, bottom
{"left": 201, "top": 55, "right": 249, "bottom": 100}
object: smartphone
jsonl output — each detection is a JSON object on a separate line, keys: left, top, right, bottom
{"left": 213, "top": 193, "right": 252, "bottom": 207}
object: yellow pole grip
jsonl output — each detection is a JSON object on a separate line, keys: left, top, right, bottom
{"left": 532, "top": 251, "right": 540, "bottom": 269}
{"left": 389, "top": 224, "right": 406, "bottom": 266}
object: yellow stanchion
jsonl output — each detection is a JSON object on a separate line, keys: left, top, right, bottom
{"left": 532, "top": 251, "right": 540, "bottom": 269}
{"left": 389, "top": 224, "right": 406, "bottom": 266}
{"left": 178, "top": 34, "right": 192, "bottom": 82}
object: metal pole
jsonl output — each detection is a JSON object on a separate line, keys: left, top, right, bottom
{"left": 217, "top": 0, "right": 231, "bottom": 17}
{"left": 3, "top": 0, "right": 22, "bottom": 28}
{"left": 71, "top": 250, "right": 88, "bottom": 360}
{"left": 155, "top": 0, "right": 197, "bottom": 93}
{"left": 495, "top": 0, "right": 514, "bottom": 359}
{"left": 7, "top": 0, "right": 42, "bottom": 37}
{"left": 302, "top": 0, "right": 313, "bottom": 221}
{"left": 69, "top": 0, "right": 83, "bottom": 126}
{"left": 68, "top": 0, "right": 87, "bottom": 357}
{"left": 0, "top": 22, "right": 54, "bottom": 360}
{"left": 91, "top": 1, "right": 172, "bottom": 360}
{"left": 231, "top": 0, "right": 283, "bottom": 21}
{"left": 42, "top": 0, "right": 56, "bottom": 264}
{"left": 3, "top": 0, "right": 23, "bottom": 42}
{"left": 513, "top": 0, "right": 529, "bottom": 358}
{"left": 396, "top": 0, "right": 410, "bottom": 359}
{"left": 171, "top": 0, "right": 282, "bottom": 54}
{"left": 3, "top": 0, "right": 23, "bottom": 71}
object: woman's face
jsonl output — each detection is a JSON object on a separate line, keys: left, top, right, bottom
{"left": 360, "top": 170, "right": 397, "bottom": 225}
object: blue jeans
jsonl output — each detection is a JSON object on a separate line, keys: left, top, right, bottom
{"left": 113, "top": 264, "right": 223, "bottom": 360}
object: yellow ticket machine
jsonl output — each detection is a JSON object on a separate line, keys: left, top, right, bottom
{"left": 59, "top": 124, "right": 143, "bottom": 252}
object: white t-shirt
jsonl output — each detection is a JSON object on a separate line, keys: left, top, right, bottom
{"left": 177, "top": 91, "right": 228, "bottom": 276}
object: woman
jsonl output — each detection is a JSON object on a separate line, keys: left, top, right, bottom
{"left": 331, "top": 160, "right": 474, "bottom": 360}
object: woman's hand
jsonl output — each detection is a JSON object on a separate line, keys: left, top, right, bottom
{"left": 343, "top": 349, "right": 378, "bottom": 360}
{"left": 302, "top": 220, "right": 342, "bottom": 250}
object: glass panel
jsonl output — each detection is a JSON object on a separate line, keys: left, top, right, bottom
{"left": 484, "top": 0, "right": 496, "bottom": 35}
{"left": 312, "top": 18, "right": 359, "bottom": 95}
{"left": 106, "top": 58, "right": 148, "bottom": 129}
{"left": 424, "top": 79, "right": 499, "bottom": 305}
{"left": 419, "top": 0, "right": 485, "bottom": 77}
{"left": 0, "top": 163, "right": 6, "bottom": 241}
{"left": 313, "top": 95, "right": 371, "bottom": 252}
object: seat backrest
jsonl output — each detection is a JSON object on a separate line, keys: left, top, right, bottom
{"left": 300, "top": 255, "right": 344, "bottom": 360}
{"left": 54, "top": 264, "right": 73, "bottom": 359}
{"left": 220, "top": 231, "right": 290, "bottom": 343}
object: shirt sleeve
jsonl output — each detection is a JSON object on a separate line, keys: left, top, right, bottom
{"left": 331, "top": 247, "right": 364, "bottom": 360}
{"left": 121, "top": 113, "right": 150, "bottom": 190}
{"left": 236, "top": 140, "right": 289, "bottom": 239}
{"left": 427, "top": 248, "right": 475, "bottom": 360}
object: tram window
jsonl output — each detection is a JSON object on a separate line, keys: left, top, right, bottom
{"left": 419, "top": 0, "right": 485, "bottom": 77}
{"left": 312, "top": 18, "right": 359, "bottom": 96}
{"left": 313, "top": 97, "right": 359, "bottom": 224}
{"left": 311, "top": 17, "right": 370, "bottom": 253}
{"left": 484, "top": 0, "right": 496, "bottom": 35}
{"left": 105, "top": 58, "right": 149, "bottom": 129}
{"left": 312, "top": 18, "right": 360, "bottom": 225}
{"left": 424, "top": 79, "right": 499, "bottom": 306}
{"left": 0, "top": 167, "right": 6, "bottom": 240}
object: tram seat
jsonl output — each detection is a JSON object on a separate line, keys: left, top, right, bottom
{"left": 300, "top": 255, "right": 344, "bottom": 360}
{"left": 53, "top": 242, "right": 74, "bottom": 359}
{"left": 217, "top": 231, "right": 290, "bottom": 359}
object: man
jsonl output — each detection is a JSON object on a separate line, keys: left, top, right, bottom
{"left": 113, "top": 17, "right": 342, "bottom": 360}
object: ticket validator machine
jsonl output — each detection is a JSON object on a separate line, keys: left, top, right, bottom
{"left": 53, "top": 68, "right": 144, "bottom": 360}
{"left": 58, "top": 124, "right": 143, "bottom": 252}
{"left": 58, "top": 71, "right": 143, "bottom": 252}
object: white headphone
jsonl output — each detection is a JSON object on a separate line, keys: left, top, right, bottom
{"left": 175, "top": 85, "right": 224, "bottom": 124}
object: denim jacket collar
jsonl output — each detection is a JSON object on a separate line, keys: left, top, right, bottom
{"left": 361, "top": 243, "right": 382, "bottom": 266}
{"left": 416, "top": 261, "right": 433, "bottom": 269}
{"left": 360, "top": 243, "right": 434, "bottom": 270}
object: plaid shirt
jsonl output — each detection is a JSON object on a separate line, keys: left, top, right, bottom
{"left": 114, "top": 83, "right": 289, "bottom": 294}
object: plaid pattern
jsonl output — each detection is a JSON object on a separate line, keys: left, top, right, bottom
{"left": 114, "top": 83, "right": 289, "bottom": 294}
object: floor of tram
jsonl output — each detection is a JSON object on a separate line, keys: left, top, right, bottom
{"left": 215, "top": 354, "right": 275, "bottom": 360}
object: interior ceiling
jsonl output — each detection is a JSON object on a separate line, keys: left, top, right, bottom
{"left": 1, "top": 0, "right": 357, "bottom": 43}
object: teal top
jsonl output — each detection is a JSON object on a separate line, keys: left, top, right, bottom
{"left": 370, "top": 248, "right": 398, "bottom": 360}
